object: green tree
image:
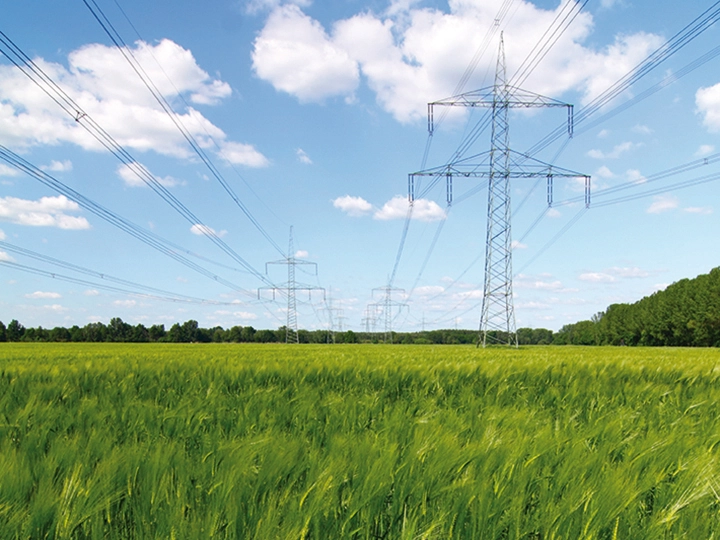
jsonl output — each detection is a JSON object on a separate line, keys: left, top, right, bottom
{"left": 6, "top": 319, "right": 25, "bottom": 342}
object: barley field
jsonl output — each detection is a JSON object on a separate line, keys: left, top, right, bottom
{"left": 1, "top": 343, "right": 720, "bottom": 539}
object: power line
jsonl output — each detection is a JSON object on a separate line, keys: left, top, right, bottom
{"left": 81, "top": 0, "right": 286, "bottom": 257}
{"left": 0, "top": 241, "right": 251, "bottom": 305}
{"left": 0, "top": 145, "right": 254, "bottom": 297}
{"left": 0, "top": 29, "right": 273, "bottom": 285}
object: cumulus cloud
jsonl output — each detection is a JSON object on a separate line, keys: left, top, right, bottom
{"left": 84, "top": 289, "right": 100, "bottom": 296}
{"left": 697, "top": 83, "right": 720, "bottom": 132}
{"left": 295, "top": 250, "right": 309, "bottom": 258}
{"left": 190, "top": 223, "right": 227, "bottom": 238}
{"left": 587, "top": 141, "right": 637, "bottom": 159}
{"left": 41, "top": 160, "right": 73, "bottom": 172}
{"left": 626, "top": 169, "right": 646, "bottom": 184}
{"left": 245, "top": 0, "right": 311, "bottom": 14}
{"left": 0, "top": 164, "right": 20, "bottom": 177}
{"left": 0, "top": 250, "right": 14, "bottom": 262}
{"left": 608, "top": 267, "right": 649, "bottom": 278}
{"left": 595, "top": 165, "right": 615, "bottom": 179}
{"left": 579, "top": 272, "right": 616, "bottom": 283}
{"left": 684, "top": 206, "right": 712, "bottom": 215}
{"left": 374, "top": 196, "right": 446, "bottom": 222}
{"left": 647, "top": 195, "right": 678, "bottom": 214}
{"left": 0, "top": 195, "right": 90, "bottom": 229}
{"left": 333, "top": 195, "right": 373, "bottom": 216}
{"left": 695, "top": 144, "right": 715, "bottom": 157}
{"left": 252, "top": 5, "right": 359, "bottom": 103}
{"left": 296, "top": 148, "right": 313, "bottom": 164}
{"left": 116, "top": 163, "right": 180, "bottom": 188}
{"left": 511, "top": 240, "right": 527, "bottom": 250}
{"left": 515, "top": 274, "right": 564, "bottom": 290}
{"left": 218, "top": 141, "right": 270, "bottom": 167}
{"left": 0, "top": 228, "right": 5, "bottom": 240}
{"left": 26, "top": 291, "right": 62, "bottom": 299}
{"left": 579, "top": 266, "right": 650, "bottom": 283}
{"left": 251, "top": 1, "right": 661, "bottom": 123}
{"left": 0, "top": 39, "right": 267, "bottom": 166}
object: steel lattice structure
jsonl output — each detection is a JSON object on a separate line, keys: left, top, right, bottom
{"left": 259, "top": 227, "right": 324, "bottom": 343}
{"left": 410, "top": 34, "right": 590, "bottom": 347}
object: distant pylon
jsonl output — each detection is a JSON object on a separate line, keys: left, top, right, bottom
{"left": 410, "top": 33, "right": 590, "bottom": 347}
{"left": 368, "top": 285, "right": 408, "bottom": 343}
{"left": 259, "top": 226, "right": 324, "bottom": 343}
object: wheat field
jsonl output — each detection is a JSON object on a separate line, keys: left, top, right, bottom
{"left": 1, "top": 343, "right": 720, "bottom": 538}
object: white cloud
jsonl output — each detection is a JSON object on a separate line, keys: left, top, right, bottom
{"left": 26, "top": 291, "right": 62, "bottom": 299}
{"left": 595, "top": 165, "right": 615, "bottom": 179}
{"left": 696, "top": 83, "right": 720, "bottom": 132}
{"left": 296, "top": 148, "right": 313, "bottom": 164}
{"left": 0, "top": 229, "right": 5, "bottom": 240}
{"left": 626, "top": 169, "right": 646, "bottom": 184}
{"left": 295, "top": 250, "right": 309, "bottom": 258}
{"left": 511, "top": 240, "right": 527, "bottom": 250}
{"left": 579, "top": 272, "right": 616, "bottom": 283}
{"left": 608, "top": 267, "right": 649, "bottom": 278}
{"left": 245, "top": 0, "right": 311, "bottom": 14}
{"left": 695, "top": 144, "right": 715, "bottom": 157}
{"left": 84, "top": 289, "right": 100, "bottom": 296}
{"left": 647, "top": 195, "right": 678, "bottom": 214}
{"left": 0, "top": 195, "right": 90, "bottom": 229}
{"left": 232, "top": 311, "right": 259, "bottom": 320}
{"left": 0, "top": 164, "right": 20, "bottom": 177}
{"left": 251, "top": 2, "right": 661, "bottom": 123}
{"left": 218, "top": 141, "right": 270, "bottom": 167}
{"left": 684, "top": 206, "right": 713, "bottom": 215}
{"left": 41, "top": 160, "right": 73, "bottom": 172}
{"left": 597, "top": 129, "right": 610, "bottom": 138}
{"left": 44, "top": 304, "right": 68, "bottom": 313}
{"left": 190, "top": 224, "right": 227, "bottom": 238}
{"left": 515, "top": 274, "right": 564, "bottom": 290}
{"left": 0, "top": 250, "right": 14, "bottom": 262}
{"left": 252, "top": 5, "right": 359, "bottom": 103}
{"left": 0, "top": 39, "right": 267, "bottom": 166}
{"left": 547, "top": 208, "right": 561, "bottom": 218}
{"left": 632, "top": 124, "right": 652, "bottom": 134}
{"left": 374, "top": 196, "right": 446, "bottom": 222}
{"left": 333, "top": 195, "right": 373, "bottom": 216}
{"left": 587, "top": 141, "right": 637, "bottom": 159}
{"left": 116, "top": 163, "right": 180, "bottom": 188}
{"left": 412, "top": 285, "right": 444, "bottom": 296}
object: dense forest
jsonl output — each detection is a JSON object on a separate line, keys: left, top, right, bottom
{"left": 0, "top": 317, "right": 553, "bottom": 345}
{"left": 554, "top": 267, "right": 720, "bottom": 347}
{"left": 3, "top": 266, "right": 720, "bottom": 346}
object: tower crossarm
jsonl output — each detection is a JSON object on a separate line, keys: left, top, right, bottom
{"left": 428, "top": 87, "right": 573, "bottom": 136}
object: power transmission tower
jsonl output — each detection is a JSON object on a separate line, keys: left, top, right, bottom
{"left": 323, "top": 288, "right": 345, "bottom": 343}
{"left": 259, "top": 226, "right": 324, "bottom": 343}
{"left": 410, "top": 33, "right": 590, "bottom": 347}
{"left": 368, "top": 286, "right": 408, "bottom": 343}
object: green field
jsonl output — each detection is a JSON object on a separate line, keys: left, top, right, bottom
{"left": 2, "top": 344, "right": 720, "bottom": 539}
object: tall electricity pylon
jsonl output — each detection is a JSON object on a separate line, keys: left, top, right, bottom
{"left": 368, "top": 285, "right": 408, "bottom": 343}
{"left": 259, "top": 226, "right": 324, "bottom": 343}
{"left": 410, "top": 34, "right": 590, "bottom": 347}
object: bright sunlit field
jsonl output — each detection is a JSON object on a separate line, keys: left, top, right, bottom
{"left": 2, "top": 343, "right": 720, "bottom": 539}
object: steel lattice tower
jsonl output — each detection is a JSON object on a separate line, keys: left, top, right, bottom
{"left": 259, "top": 226, "right": 324, "bottom": 343}
{"left": 410, "top": 34, "right": 590, "bottom": 347}
{"left": 368, "top": 286, "right": 408, "bottom": 343}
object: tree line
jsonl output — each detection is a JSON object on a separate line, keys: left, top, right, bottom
{"left": 0, "top": 318, "right": 556, "bottom": 345}
{"left": 554, "top": 267, "right": 720, "bottom": 347}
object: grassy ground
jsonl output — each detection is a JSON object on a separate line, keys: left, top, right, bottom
{"left": 1, "top": 343, "right": 720, "bottom": 538}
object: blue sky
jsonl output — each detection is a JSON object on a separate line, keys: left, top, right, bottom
{"left": 2, "top": 0, "right": 720, "bottom": 333}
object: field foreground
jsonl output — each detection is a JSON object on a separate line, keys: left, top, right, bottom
{"left": 1, "top": 344, "right": 720, "bottom": 539}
